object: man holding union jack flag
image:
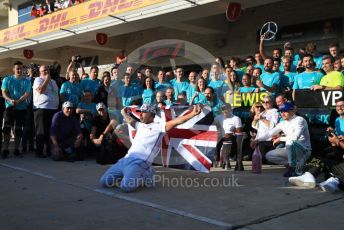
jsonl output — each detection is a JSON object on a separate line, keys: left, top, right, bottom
{"left": 99, "top": 103, "right": 202, "bottom": 193}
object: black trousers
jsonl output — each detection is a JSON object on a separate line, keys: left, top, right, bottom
{"left": 34, "top": 109, "right": 57, "bottom": 155}
{"left": 22, "top": 108, "right": 35, "bottom": 148}
{"left": 215, "top": 135, "right": 237, "bottom": 161}
{"left": 258, "top": 141, "right": 274, "bottom": 163}
{"left": 3, "top": 108, "right": 26, "bottom": 135}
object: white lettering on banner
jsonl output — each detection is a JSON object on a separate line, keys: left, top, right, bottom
{"left": 321, "top": 91, "right": 331, "bottom": 106}
{"left": 321, "top": 91, "right": 343, "bottom": 106}
{"left": 332, "top": 91, "right": 342, "bottom": 105}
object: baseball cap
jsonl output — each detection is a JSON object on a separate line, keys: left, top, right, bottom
{"left": 62, "top": 101, "right": 74, "bottom": 109}
{"left": 278, "top": 102, "right": 294, "bottom": 112}
{"left": 96, "top": 102, "right": 107, "bottom": 111}
{"left": 137, "top": 104, "right": 157, "bottom": 114}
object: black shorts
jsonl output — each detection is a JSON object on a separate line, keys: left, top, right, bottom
{"left": 3, "top": 108, "right": 27, "bottom": 132}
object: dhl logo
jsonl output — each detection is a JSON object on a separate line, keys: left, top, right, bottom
{"left": 0, "top": 0, "right": 165, "bottom": 46}
{"left": 2, "top": 26, "right": 26, "bottom": 43}
{"left": 37, "top": 12, "right": 70, "bottom": 33}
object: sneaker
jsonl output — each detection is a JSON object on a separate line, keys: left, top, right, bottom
{"left": 283, "top": 167, "right": 296, "bottom": 177}
{"left": 319, "top": 177, "right": 339, "bottom": 193}
{"left": 13, "top": 149, "right": 23, "bottom": 158}
{"left": 289, "top": 172, "right": 316, "bottom": 188}
{"left": 224, "top": 160, "right": 231, "bottom": 170}
{"left": 1, "top": 149, "right": 9, "bottom": 159}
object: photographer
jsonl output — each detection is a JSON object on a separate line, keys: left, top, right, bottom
{"left": 66, "top": 55, "right": 85, "bottom": 82}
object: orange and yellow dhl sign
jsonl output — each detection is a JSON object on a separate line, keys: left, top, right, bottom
{"left": 0, "top": 0, "right": 166, "bottom": 46}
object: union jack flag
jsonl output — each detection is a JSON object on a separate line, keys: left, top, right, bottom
{"left": 128, "top": 105, "right": 217, "bottom": 173}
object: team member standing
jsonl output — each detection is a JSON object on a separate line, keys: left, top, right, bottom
{"left": 80, "top": 65, "right": 100, "bottom": 96}
{"left": 1, "top": 61, "right": 31, "bottom": 158}
{"left": 33, "top": 65, "right": 59, "bottom": 158}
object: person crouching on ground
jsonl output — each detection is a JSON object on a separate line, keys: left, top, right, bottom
{"left": 90, "top": 102, "right": 128, "bottom": 165}
{"left": 252, "top": 102, "right": 312, "bottom": 177}
{"left": 99, "top": 104, "right": 202, "bottom": 193}
{"left": 50, "top": 101, "right": 83, "bottom": 161}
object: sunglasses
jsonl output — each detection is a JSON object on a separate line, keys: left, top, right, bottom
{"left": 255, "top": 106, "right": 263, "bottom": 108}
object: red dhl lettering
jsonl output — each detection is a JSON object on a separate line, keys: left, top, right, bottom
{"left": 38, "top": 18, "right": 49, "bottom": 33}
{"left": 132, "top": 0, "right": 144, "bottom": 7}
{"left": 89, "top": 0, "right": 136, "bottom": 18}
{"left": 118, "top": 0, "right": 133, "bottom": 11}
{"left": 102, "top": 0, "right": 119, "bottom": 14}
{"left": 39, "top": 12, "right": 69, "bottom": 33}
{"left": 88, "top": 2, "right": 102, "bottom": 18}
{"left": 59, "top": 12, "right": 69, "bottom": 27}
{"left": 3, "top": 26, "right": 25, "bottom": 43}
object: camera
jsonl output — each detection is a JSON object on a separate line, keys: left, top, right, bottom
{"left": 74, "top": 55, "right": 82, "bottom": 63}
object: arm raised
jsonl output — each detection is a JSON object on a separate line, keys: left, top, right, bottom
{"left": 165, "top": 105, "right": 202, "bottom": 132}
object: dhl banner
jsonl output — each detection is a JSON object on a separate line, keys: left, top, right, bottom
{"left": 0, "top": 0, "right": 166, "bottom": 46}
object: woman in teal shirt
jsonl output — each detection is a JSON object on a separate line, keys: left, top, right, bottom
{"left": 142, "top": 76, "right": 155, "bottom": 105}
{"left": 190, "top": 77, "right": 207, "bottom": 105}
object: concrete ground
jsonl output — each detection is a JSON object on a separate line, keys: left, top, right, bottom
{"left": 0, "top": 151, "right": 343, "bottom": 230}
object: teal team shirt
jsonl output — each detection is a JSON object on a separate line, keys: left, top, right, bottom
{"left": 1, "top": 75, "right": 31, "bottom": 110}
{"left": 335, "top": 117, "right": 344, "bottom": 136}
{"left": 204, "top": 97, "right": 223, "bottom": 116}
{"left": 283, "top": 72, "right": 297, "bottom": 88}
{"left": 208, "top": 80, "right": 225, "bottom": 99}
{"left": 117, "top": 85, "right": 141, "bottom": 106}
{"left": 192, "top": 92, "right": 207, "bottom": 105}
{"left": 142, "top": 89, "right": 155, "bottom": 105}
{"left": 155, "top": 82, "right": 172, "bottom": 92}
{"left": 314, "top": 55, "right": 323, "bottom": 69}
{"left": 170, "top": 79, "right": 189, "bottom": 100}
{"left": 60, "top": 81, "right": 83, "bottom": 106}
{"left": 239, "top": 87, "right": 256, "bottom": 93}
{"left": 293, "top": 71, "right": 323, "bottom": 89}
{"left": 77, "top": 102, "right": 97, "bottom": 131}
{"left": 260, "top": 72, "right": 281, "bottom": 88}
{"left": 80, "top": 78, "right": 101, "bottom": 95}
{"left": 260, "top": 72, "right": 280, "bottom": 96}
{"left": 185, "top": 85, "right": 196, "bottom": 103}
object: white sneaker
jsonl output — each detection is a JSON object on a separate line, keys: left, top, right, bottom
{"left": 319, "top": 177, "right": 339, "bottom": 193}
{"left": 288, "top": 172, "right": 316, "bottom": 188}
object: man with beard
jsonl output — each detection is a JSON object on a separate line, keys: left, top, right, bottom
{"left": 311, "top": 55, "right": 344, "bottom": 91}
{"left": 256, "top": 57, "right": 281, "bottom": 96}
{"left": 292, "top": 54, "right": 324, "bottom": 100}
